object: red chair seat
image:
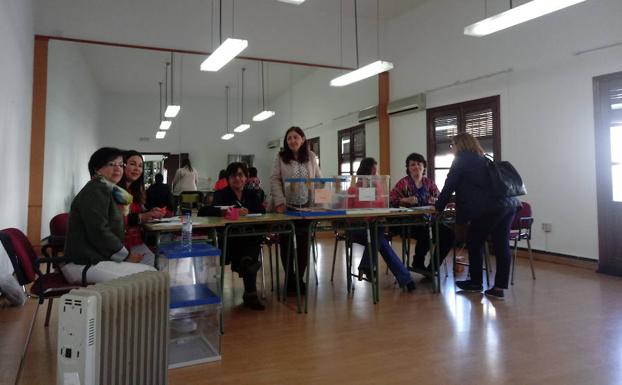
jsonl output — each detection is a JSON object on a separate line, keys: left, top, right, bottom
{"left": 30, "top": 272, "right": 76, "bottom": 297}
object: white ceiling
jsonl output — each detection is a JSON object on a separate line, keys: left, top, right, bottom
{"left": 72, "top": 41, "right": 319, "bottom": 100}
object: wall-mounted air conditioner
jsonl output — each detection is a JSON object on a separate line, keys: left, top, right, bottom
{"left": 267, "top": 139, "right": 280, "bottom": 149}
{"left": 387, "top": 93, "right": 426, "bottom": 116}
{"left": 357, "top": 105, "right": 378, "bottom": 123}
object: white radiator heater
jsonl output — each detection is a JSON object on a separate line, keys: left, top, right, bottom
{"left": 57, "top": 271, "right": 169, "bottom": 385}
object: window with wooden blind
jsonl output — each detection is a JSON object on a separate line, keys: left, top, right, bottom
{"left": 338, "top": 124, "right": 366, "bottom": 175}
{"left": 426, "top": 96, "right": 500, "bottom": 190}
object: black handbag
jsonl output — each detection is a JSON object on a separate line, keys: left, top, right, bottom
{"left": 485, "top": 155, "right": 527, "bottom": 197}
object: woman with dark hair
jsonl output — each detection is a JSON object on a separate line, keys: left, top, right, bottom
{"left": 62, "top": 147, "right": 156, "bottom": 284}
{"left": 172, "top": 157, "right": 199, "bottom": 195}
{"left": 118, "top": 150, "right": 164, "bottom": 264}
{"left": 270, "top": 126, "right": 321, "bottom": 293}
{"left": 347, "top": 158, "right": 415, "bottom": 291}
{"left": 213, "top": 169, "right": 228, "bottom": 191}
{"left": 435, "top": 133, "right": 520, "bottom": 299}
{"left": 390, "top": 152, "right": 454, "bottom": 272}
{"left": 199, "top": 162, "right": 266, "bottom": 310}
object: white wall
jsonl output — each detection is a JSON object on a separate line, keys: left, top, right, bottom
{"left": 383, "top": 0, "right": 622, "bottom": 259}
{"left": 41, "top": 41, "right": 102, "bottom": 237}
{"left": 0, "top": 0, "right": 33, "bottom": 273}
{"left": 0, "top": 0, "right": 33, "bottom": 232}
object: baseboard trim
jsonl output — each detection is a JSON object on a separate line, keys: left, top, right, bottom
{"left": 514, "top": 247, "right": 597, "bottom": 270}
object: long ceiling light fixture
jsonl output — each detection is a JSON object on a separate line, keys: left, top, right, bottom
{"left": 160, "top": 62, "right": 173, "bottom": 130}
{"left": 221, "top": 86, "right": 235, "bottom": 140}
{"left": 252, "top": 61, "right": 275, "bottom": 122}
{"left": 165, "top": 52, "right": 181, "bottom": 118}
{"left": 330, "top": 0, "right": 393, "bottom": 87}
{"left": 156, "top": 81, "right": 167, "bottom": 139}
{"left": 277, "top": 0, "right": 306, "bottom": 4}
{"left": 201, "top": 0, "right": 248, "bottom": 72}
{"left": 234, "top": 67, "right": 250, "bottom": 133}
{"left": 464, "top": 0, "right": 587, "bottom": 37}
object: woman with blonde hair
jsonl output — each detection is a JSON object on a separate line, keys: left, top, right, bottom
{"left": 435, "top": 133, "right": 519, "bottom": 300}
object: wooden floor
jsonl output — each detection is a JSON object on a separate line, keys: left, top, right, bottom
{"left": 3, "top": 239, "right": 622, "bottom": 385}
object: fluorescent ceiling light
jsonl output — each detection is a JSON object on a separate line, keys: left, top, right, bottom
{"left": 252, "top": 110, "right": 276, "bottom": 122}
{"left": 612, "top": 103, "right": 622, "bottom": 110}
{"left": 233, "top": 123, "right": 251, "bottom": 133}
{"left": 200, "top": 38, "right": 248, "bottom": 72}
{"left": 221, "top": 133, "right": 235, "bottom": 140}
{"left": 330, "top": 60, "right": 394, "bottom": 87}
{"left": 155, "top": 131, "right": 166, "bottom": 139}
{"left": 164, "top": 105, "right": 181, "bottom": 118}
{"left": 159, "top": 120, "right": 172, "bottom": 130}
{"left": 464, "top": 0, "right": 587, "bottom": 37}
{"left": 277, "top": 0, "right": 306, "bottom": 4}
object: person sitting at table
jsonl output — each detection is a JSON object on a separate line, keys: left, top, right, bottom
{"left": 347, "top": 158, "right": 415, "bottom": 292}
{"left": 270, "top": 126, "right": 321, "bottom": 294}
{"left": 213, "top": 169, "right": 228, "bottom": 191}
{"left": 246, "top": 166, "right": 266, "bottom": 206}
{"left": 62, "top": 147, "right": 156, "bottom": 284}
{"left": 198, "top": 162, "right": 266, "bottom": 310}
{"left": 146, "top": 173, "right": 174, "bottom": 212}
{"left": 118, "top": 150, "right": 165, "bottom": 266}
{"left": 389, "top": 152, "right": 454, "bottom": 272}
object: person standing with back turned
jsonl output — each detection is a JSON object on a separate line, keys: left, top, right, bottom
{"left": 435, "top": 133, "right": 519, "bottom": 300}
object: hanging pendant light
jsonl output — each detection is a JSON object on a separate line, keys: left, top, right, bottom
{"left": 201, "top": 0, "right": 248, "bottom": 72}
{"left": 165, "top": 52, "right": 181, "bottom": 118}
{"left": 221, "top": 86, "right": 235, "bottom": 140}
{"left": 330, "top": 0, "right": 393, "bottom": 87}
{"left": 156, "top": 81, "right": 167, "bottom": 139}
{"left": 160, "top": 61, "right": 173, "bottom": 129}
{"left": 234, "top": 67, "right": 250, "bottom": 133}
{"left": 252, "top": 61, "right": 275, "bottom": 122}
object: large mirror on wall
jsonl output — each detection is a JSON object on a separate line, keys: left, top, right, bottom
{"left": 41, "top": 39, "right": 379, "bottom": 235}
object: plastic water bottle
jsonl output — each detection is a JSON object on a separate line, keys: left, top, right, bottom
{"left": 181, "top": 212, "right": 192, "bottom": 249}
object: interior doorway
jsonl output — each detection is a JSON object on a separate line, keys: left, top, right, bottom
{"left": 593, "top": 72, "right": 622, "bottom": 276}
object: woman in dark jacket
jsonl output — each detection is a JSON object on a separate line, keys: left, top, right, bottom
{"left": 62, "top": 147, "right": 156, "bottom": 284}
{"left": 198, "top": 162, "right": 266, "bottom": 310}
{"left": 435, "top": 133, "right": 519, "bottom": 300}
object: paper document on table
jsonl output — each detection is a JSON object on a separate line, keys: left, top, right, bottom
{"left": 358, "top": 187, "right": 376, "bottom": 202}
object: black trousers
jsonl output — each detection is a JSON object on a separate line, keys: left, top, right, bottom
{"left": 278, "top": 220, "right": 309, "bottom": 281}
{"left": 466, "top": 206, "right": 516, "bottom": 289}
{"left": 409, "top": 223, "right": 455, "bottom": 267}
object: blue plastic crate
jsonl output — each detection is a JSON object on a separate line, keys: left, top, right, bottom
{"left": 170, "top": 284, "right": 221, "bottom": 309}
{"left": 159, "top": 243, "right": 220, "bottom": 259}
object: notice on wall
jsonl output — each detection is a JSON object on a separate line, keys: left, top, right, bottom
{"left": 358, "top": 187, "right": 376, "bottom": 202}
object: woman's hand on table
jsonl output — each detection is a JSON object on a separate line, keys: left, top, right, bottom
{"left": 239, "top": 207, "right": 249, "bottom": 216}
{"left": 400, "top": 196, "right": 418, "bottom": 206}
{"left": 275, "top": 204, "right": 286, "bottom": 213}
{"left": 140, "top": 207, "right": 165, "bottom": 222}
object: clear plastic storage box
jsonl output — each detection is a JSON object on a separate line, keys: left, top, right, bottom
{"left": 344, "top": 175, "right": 391, "bottom": 212}
{"left": 283, "top": 177, "right": 348, "bottom": 216}
{"left": 168, "top": 304, "right": 222, "bottom": 368}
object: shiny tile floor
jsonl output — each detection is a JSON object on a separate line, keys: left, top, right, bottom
{"left": 5, "top": 239, "right": 622, "bottom": 385}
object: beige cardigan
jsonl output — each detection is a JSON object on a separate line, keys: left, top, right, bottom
{"left": 270, "top": 151, "right": 321, "bottom": 208}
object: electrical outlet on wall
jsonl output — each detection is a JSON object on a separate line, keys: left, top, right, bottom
{"left": 542, "top": 223, "right": 552, "bottom": 233}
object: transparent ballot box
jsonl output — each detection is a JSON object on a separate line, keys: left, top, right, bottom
{"left": 159, "top": 242, "right": 221, "bottom": 306}
{"left": 344, "top": 175, "right": 391, "bottom": 213}
{"left": 283, "top": 177, "right": 348, "bottom": 216}
{"left": 168, "top": 304, "right": 222, "bottom": 367}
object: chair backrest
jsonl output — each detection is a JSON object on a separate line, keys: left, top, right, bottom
{"left": 0, "top": 228, "right": 38, "bottom": 285}
{"left": 49, "top": 213, "right": 69, "bottom": 237}
{"left": 511, "top": 201, "right": 533, "bottom": 233}
{"left": 180, "top": 191, "right": 203, "bottom": 203}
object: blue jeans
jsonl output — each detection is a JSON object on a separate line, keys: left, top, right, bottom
{"left": 349, "top": 229, "right": 413, "bottom": 287}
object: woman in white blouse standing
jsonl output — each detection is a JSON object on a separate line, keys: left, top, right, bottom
{"left": 270, "top": 126, "right": 321, "bottom": 293}
{"left": 172, "top": 158, "right": 198, "bottom": 195}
